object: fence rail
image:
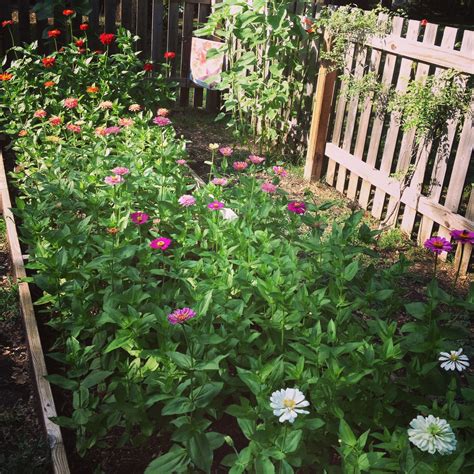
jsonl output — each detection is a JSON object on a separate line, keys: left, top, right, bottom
{"left": 305, "top": 14, "right": 474, "bottom": 274}
{"left": 0, "top": 0, "right": 220, "bottom": 111}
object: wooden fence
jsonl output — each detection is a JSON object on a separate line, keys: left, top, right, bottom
{"left": 305, "top": 14, "right": 474, "bottom": 274}
{"left": 0, "top": 0, "right": 220, "bottom": 110}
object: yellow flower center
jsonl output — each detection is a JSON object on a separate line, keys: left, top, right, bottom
{"left": 283, "top": 398, "right": 296, "bottom": 409}
{"left": 449, "top": 354, "right": 459, "bottom": 361}
{"left": 433, "top": 241, "right": 443, "bottom": 248}
{"left": 156, "top": 241, "right": 165, "bottom": 247}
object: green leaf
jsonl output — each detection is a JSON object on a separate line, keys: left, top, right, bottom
{"left": 145, "top": 446, "right": 189, "bottom": 473}
{"left": 237, "top": 368, "right": 262, "bottom": 395}
{"left": 188, "top": 433, "right": 213, "bottom": 473}
{"left": 104, "top": 336, "right": 131, "bottom": 353}
{"left": 81, "top": 370, "right": 112, "bottom": 389}
{"left": 167, "top": 351, "right": 193, "bottom": 369}
{"left": 45, "top": 374, "right": 78, "bottom": 391}
{"left": 254, "top": 456, "right": 275, "bottom": 474}
{"left": 305, "top": 418, "right": 325, "bottom": 430}
{"left": 405, "top": 302, "right": 426, "bottom": 319}
{"left": 339, "top": 419, "right": 357, "bottom": 446}
{"left": 284, "top": 429, "right": 302, "bottom": 453}
{"left": 237, "top": 418, "right": 255, "bottom": 439}
{"left": 343, "top": 261, "right": 359, "bottom": 281}
{"left": 162, "top": 397, "right": 194, "bottom": 415}
{"left": 193, "top": 382, "right": 223, "bottom": 408}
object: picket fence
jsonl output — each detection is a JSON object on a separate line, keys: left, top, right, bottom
{"left": 305, "top": 14, "right": 474, "bottom": 274}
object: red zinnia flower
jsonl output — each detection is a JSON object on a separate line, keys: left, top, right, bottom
{"left": 42, "top": 57, "right": 56, "bottom": 68}
{"left": 143, "top": 63, "right": 153, "bottom": 72}
{"left": 0, "top": 73, "right": 13, "bottom": 81}
{"left": 48, "top": 29, "right": 61, "bottom": 38}
{"left": 420, "top": 19, "right": 428, "bottom": 27}
{"left": 164, "top": 51, "right": 176, "bottom": 60}
{"left": 75, "top": 39, "right": 85, "bottom": 48}
{"left": 44, "top": 81, "right": 56, "bottom": 87}
{"left": 49, "top": 116, "right": 62, "bottom": 126}
{"left": 63, "top": 9, "right": 75, "bottom": 16}
{"left": 99, "top": 33, "right": 115, "bottom": 45}
{"left": 2, "top": 20, "right": 14, "bottom": 28}
{"left": 79, "top": 23, "right": 89, "bottom": 31}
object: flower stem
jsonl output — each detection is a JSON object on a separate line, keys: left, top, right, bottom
{"left": 454, "top": 243, "right": 464, "bottom": 287}
{"left": 434, "top": 253, "right": 438, "bottom": 278}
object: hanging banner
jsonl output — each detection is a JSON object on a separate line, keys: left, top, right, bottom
{"left": 190, "top": 37, "right": 224, "bottom": 90}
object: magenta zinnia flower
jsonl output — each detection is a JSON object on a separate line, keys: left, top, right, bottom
{"left": 273, "top": 166, "right": 288, "bottom": 177}
{"left": 167, "top": 307, "right": 196, "bottom": 325}
{"left": 211, "top": 177, "right": 228, "bottom": 186}
{"left": 219, "top": 147, "right": 233, "bottom": 157}
{"left": 104, "top": 126, "right": 121, "bottom": 135}
{"left": 450, "top": 229, "right": 474, "bottom": 244}
{"left": 104, "top": 175, "right": 124, "bottom": 185}
{"left": 208, "top": 201, "right": 224, "bottom": 210}
{"left": 424, "top": 236, "right": 452, "bottom": 254}
{"left": 288, "top": 201, "right": 306, "bottom": 215}
{"left": 153, "top": 116, "right": 172, "bottom": 126}
{"left": 150, "top": 237, "right": 172, "bottom": 250}
{"left": 261, "top": 182, "right": 277, "bottom": 194}
{"left": 178, "top": 195, "right": 196, "bottom": 207}
{"left": 111, "top": 167, "right": 129, "bottom": 176}
{"left": 233, "top": 161, "right": 248, "bottom": 171}
{"left": 248, "top": 154, "right": 265, "bottom": 165}
{"left": 130, "top": 212, "right": 149, "bottom": 225}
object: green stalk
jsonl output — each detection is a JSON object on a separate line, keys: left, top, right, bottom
{"left": 454, "top": 244, "right": 464, "bottom": 287}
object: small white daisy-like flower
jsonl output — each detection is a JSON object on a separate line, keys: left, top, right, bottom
{"left": 408, "top": 415, "right": 457, "bottom": 455}
{"left": 269, "top": 388, "right": 309, "bottom": 423}
{"left": 439, "top": 348, "right": 470, "bottom": 372}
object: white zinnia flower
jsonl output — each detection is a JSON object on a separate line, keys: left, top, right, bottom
{"left": 269, "top": 388, "right": 309, "bottom": 423}
{"left": 408, "top": 415, "right": 457, "bottom": 455}
{"left": 439, "top": 348, "right": 469, "bottom": 372}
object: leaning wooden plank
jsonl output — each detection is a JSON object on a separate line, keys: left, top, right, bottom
{"left": 358, "top": 16, "right": 403, "bottom": 210}
{"left": 367, "top": 30, "right": 474, "bottom": 74}
{"left": 325, "top": 143, "right": 474, "bottom": 233}
{"left": 417, "top": 26, "right": 459, "bottom": 244}
{"left": 0, "top": 150, "right": 70, "bottom": 474}
{"left": 371, "top": 19, "right": 419, "bottom": 220}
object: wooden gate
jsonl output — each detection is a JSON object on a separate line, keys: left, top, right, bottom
{"left": 305, "top": 14, "right": 474, "bottom": 274}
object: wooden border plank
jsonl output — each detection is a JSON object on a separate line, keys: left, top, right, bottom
{"left": 151, "top": 0, "right": 164, "bottom": 65}
{"left": 0, "top": 150, "right": 70, "bottom": 474}
{"left": 179, "top": 2, "right": 196, "bottom": 107}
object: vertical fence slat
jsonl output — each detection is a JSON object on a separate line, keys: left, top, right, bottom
{"left": 454, "top": 189, "right": 473, "bottom": 274}
{"left": 136, "top": 0, "right": 149, "bottom": 57}
{"left": 326, "top": 43, "right": 355, "bottom": 186}
{"left": 151, "top": 0, "right": 164, "bottom": 65}
{"left": 193, "top": 3, "right": 211, "bottom": 108}
{"left": 121, "top": 0, "right": 133, "bottom": 31}
{"left": 370, "top": 19, "right": 419, "bottom": 220}
{"left": 89, "top": 0, "right": 101, "bottom": 39}
{"left": 18, "top": 0, "right": 31, "bottom": 44}
{"left": 417, "top": 26, "right": 459, "bottom": 244}
{"left": 167, "top": 0, "right": 180, "bottom": 77}
{"left": 337, "top": 45, "right": 367, "bottom": 195}
{"left": 358, "top": 16, "right": 404, "bottom": 210}
{"left": 104, "top": 0, "right": 117, "bottom": 34}
{"left": 0, "top": 0, "right": 13, "bottom": 56}
{"left": 179, "top": 2, "right": 195, "bottom": 107}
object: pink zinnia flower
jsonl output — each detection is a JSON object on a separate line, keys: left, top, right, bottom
{"left": 208, "top": 201, "right": 224, "bottom": 210}
{"left": 49, "top": 116, "right": 62, "bottom": 126}
{"left": 104, "top": 126, "right": 121, "bottom": 135}
{"left": 118, "top": 117, "right": 134, "bottom": 127}
{"left": 450, "top": 229, "right": 474, "bottom": 244}
{"left": 176, "top": 159, "right": 187, "bottom": 165}
{"left": 273, "top": 166, "right": 288, "bottom": 177}
{"left": 261, "top": 182, "right": 277, "bottom": 194}
{"left": 129, "top": 104, "right": 141, "bottom": 112}
{"left": 63, "top": 97, "right": 78, "bottom": 109}
{"left": 219, "top": 147, "right": 233, "bottom": 157}
{"left": 424, "top": 236, "right": 452, "bottom": 254}
{"left": 288, "top": 201, "right": 306, "bottom": 215}
{"left": 34, "top": 109, "right": 47, "bottom": 118}
{"left": 211, "top": 177, "right": 228, "bottom": 186}
{"left": 178, "top": 195, "right": 196, "bottom": 207}
{"left": 66, "top": 123, "right": 81, "bottom": 133}
{"left": 157, "top": 108, "right": 169, "bottom": 117}
{"left": 167, "top": 307, "right": 196, "bottom": 325}
{"left": 233, "top": 161, "right": 248, "bottom": 171}
{"left": 130, "top": 212, "right": 149, "bottom": 225}
{"left": 104, "top": 175, "right": 124, "bottom": 185}
{"left": 111, "top": 167, "right": 129, "bottom": 176}
{"left": 248, "top": 154, "right": 265, "bottom": 165}
{"left": 99, "top": 100, "right": 114, "bottom": 110}
{"left": 150, "top": 237, "right": 172, "bottom": 250}
{"left": 153, "top": 116, "right": 172, "bottom": 126}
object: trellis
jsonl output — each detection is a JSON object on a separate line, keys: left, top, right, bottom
{"left": 305, "top": 14, "right": 474, "bottom": 274}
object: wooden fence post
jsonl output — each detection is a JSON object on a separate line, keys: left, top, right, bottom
{"left": 303, "top": 32, "right": 336, "bottom": 182}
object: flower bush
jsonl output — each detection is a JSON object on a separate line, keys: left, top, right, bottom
{"left": 1, "top": 21, "right": 474, "bottom": 474}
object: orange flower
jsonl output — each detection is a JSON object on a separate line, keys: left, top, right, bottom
{"left": 42, "top": 57, "right": 56, "bottom": 68}
{"left": 87, "top": 85, "right": 99, "bottom": 93}
{"left": 18, "top": 130, "right": 28, "bottom": 137}
{"left": 0, "top": 73, "right": 13, "bottom": 81}
{"left": 107, "top": 227, "right": 119, "bottom": 234}
{"left": 44, "top": 81, "right": 56, "bottom": 87}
